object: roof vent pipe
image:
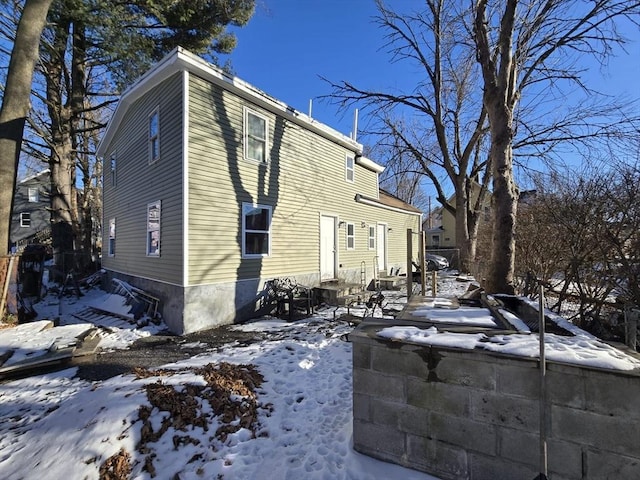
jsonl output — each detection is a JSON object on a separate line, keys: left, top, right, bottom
{"left": 308, "top": 99, "right": 313, "bottom": 119}
{"left": 352, "top": 108, "right": 359, "bottom": 142}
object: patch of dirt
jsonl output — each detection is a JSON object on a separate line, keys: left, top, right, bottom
{"left": 75, "top": 324, "right": 265, "bottom": 381}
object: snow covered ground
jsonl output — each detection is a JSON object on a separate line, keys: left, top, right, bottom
{"left": 1, "top": 272, "right": 638, "bottom": 479}
{"left": 1, "top": 278, "right": 458, "bottom": 480}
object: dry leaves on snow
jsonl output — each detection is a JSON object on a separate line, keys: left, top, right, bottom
{"left": 99, "top": 362, "right": 269, "bottom": 478}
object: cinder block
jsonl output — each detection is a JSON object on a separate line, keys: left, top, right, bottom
{"left": 370, "top": 397, "right": 403, "bottom": 428}
{"left": 353, "top": 367, "right": 405, "bottom": 402}
{"left": 371, "top": 344, "right": 430, "bottom": 378}
{"left": 546, "top": 368, "right": 586, "bottom": 409}
{"left": 585, "top": 447, "right": 640, "bottom": 480}
{"left": 352, "top": 392, "right": 371, "bottom": 421}
{"left": 470, "top": 452, "right": 538, "bottom": 480}
{"left": 496, "top": 363, "right": 540, "bottom": 398}
{"left": 429, "top": 412, "right": 497, "bottom": 456}
{"left": 434, "top": 354, "right": 497, "bottom": 390}
{"left": 398, "top": 404, "right": 430, "bottom": 436}
{"left": 406, "top": 378, "right": 471, "bottom": 417}
{"left": 498, "top": 426, "right": 538, "bottom": 466}
{"left": 552, "top": 405, "right": 639, "bottom": 458}
{"left": 407, "top": 433, "right": 469, "bottom": 480}
{"left": 584, "top": 371, "right": 640, "bottom": 418}
{"left": 471, "top": 391, "right": 539, "bottom": 431}
{"left": 499, "top": 427, "right": 583, "bottom": 479}
{"left": 352, "top": 342, "right": 371, "bottom": 369}
{"left": 353, "top": 418, "right": 406, "bottom": 461}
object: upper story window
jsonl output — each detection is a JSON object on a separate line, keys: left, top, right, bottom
{"left": 242, "top": 203, "right": 271, "bottom": 257}
{"left": 147, "top": 201, "right": 161, "bottom": 257}
{"left": 244, "top": 108, "right": 268, "bottom": 163}
{"left": 28, "top": 188, "right": 39, "bottom": 203}
{"left": 346, "top": 155, "right": 355, "bottom": 182}
{"left": 108, "top": 218, "right": 116, "bottom": 256}
{"left": 20, "top": 212, "right": 31, "bottom": 227}
{"left": 149, "top": 107, "right": 160, "bottom": 164}
{"left": 368, "top": 226, "right": 376, "bottom": 250}
{"left": 110, "top": 153, "right": 117, "bottom": 186}
{"left": 346, "top": 222, "right": 355, "bottom": 250}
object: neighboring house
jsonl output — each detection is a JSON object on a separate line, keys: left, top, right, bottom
{"left": 422, "top": 185, "right": 492, "bottom": 250}
{"left": 10, "top": 169, "right": 51, "bottom": 250}
{"left": 96, "top": 47, "right": 422, "bottom": 334}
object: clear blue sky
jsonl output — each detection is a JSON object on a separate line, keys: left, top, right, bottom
{"left": 222, "top": 0, "right": 640, "bottom": 147}
{"left": 222, "top": 0, "right": 423, "bottom": 137}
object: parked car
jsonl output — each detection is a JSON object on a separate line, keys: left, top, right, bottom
{"left": 426, "top": 253, "right": 449, "bottom": 271}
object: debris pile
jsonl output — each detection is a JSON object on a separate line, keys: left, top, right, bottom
{"left": 101, "top": 362, "right": 270, "bottom": 478}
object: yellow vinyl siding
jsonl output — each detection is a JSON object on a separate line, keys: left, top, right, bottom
{"left": 101, "top": 73, "right": 184, "bottom": 285}
{"left": 187, "top": 74, "right": 405, "bottom": 285}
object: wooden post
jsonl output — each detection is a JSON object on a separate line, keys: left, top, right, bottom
{"left": 406, "top": 229, "right": 413, "bottom": 299}
{"left": 625, "top": 306, "right": 638, "bottom": 351}
{"left": 419, "top": 231, "right": 426, "bottom": 296}
{"left": 431, "top": 270, "right": 437, "bottom": 297}
{"left": 0, "top": 255, "right": 16, "bottom": 320}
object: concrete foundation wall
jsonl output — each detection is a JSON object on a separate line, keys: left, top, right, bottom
{"left": 351, "top": 325, "right": 640, "bottom": 480}
{"left": 105, "top": 269, "right": 321, "bottom": 334}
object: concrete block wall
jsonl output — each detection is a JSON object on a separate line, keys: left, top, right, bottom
{"left": 351, "top": 324, "right": 640, "bottom": 480}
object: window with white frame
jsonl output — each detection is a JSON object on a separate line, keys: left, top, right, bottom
{"left": 431, "top": 234, "right": 440, "bottom": 246}
{"left": 345, "top": 155, "right": 355, "bottom": 182}
{"left": 149, "top": 108, "right": 160, "bottom": 164}
{"left": 110, "top": 153, "right": 116, "bottom": 186}
{"left": 368, "top": 225, "right": 375, "bottom": 249}
{"left": 28, "top": 188, "right": 39, "bottom": 202}
{"left": 244, "top": 108, "right": 268, "bottom": 163}
{"left": 242, "top": 203, "right": 271, "bottom": 257}
{"left": 20, "top": 212, "right": 31, "bottom": 227}
{"left": 346, "top": 222, "right": 355, "bottom": 250}
{"left": 147, "top": 201, "right": 161, "bottom": 256}
{"left": 108, "top": 218, "right": 116, "bottom": 256}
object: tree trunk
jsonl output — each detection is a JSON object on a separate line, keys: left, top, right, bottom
{"left": 46, "top": 11, "right": 83, "bottom": 274}
{"left": 455, "top": 191, "right": 472, "bottom": 272}
{"left": 0, "top": 0, "right": 54, "bottom": 254}
{"left": 485, "top": 119, "right": 518, "bottom": 294}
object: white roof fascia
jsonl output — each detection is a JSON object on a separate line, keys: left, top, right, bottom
{"left": 355, "top": 155, "right": 384, "bottom": 174}
{"left": 97, "top": 47, "right": 364, "bottom": 157}
{"left": 354, "top": 193, "right": 422, "bottom": 217}
{"left": 19, "top": 169, "right": 50, "bottom": 184}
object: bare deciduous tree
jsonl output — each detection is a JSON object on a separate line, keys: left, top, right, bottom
{"left": 472, "top": 0, "right": 640, "bottom": 293}
{"left": 326, "top": 0, "right": 491, "bottom": 273}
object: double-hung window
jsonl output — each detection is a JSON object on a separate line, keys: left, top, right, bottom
{"left": 147, "top": 201, "right": 161, "bottom": 256}
{"left": 244, "top": 108, "right": 268, "bottom": 163}
{"left": 149, "top": 107, "right": 160, "bottom": 164}
{"left": 20, "top": 212, "right": 31, "bottom": 227}
{"left": 242, "top": 203, "right": 271, "bottom": 257}
{"left": 346, "top": 155, "right": 355, "bottom": 182}
{"left": 368, "top": 226, "right": 376, "bottom": 250}
{"left": 28, "top": 188, "right": 39, "bottom": 203}
{"left": 108, "top": 218, "right": 116, "bottom": 256}
{"left": 346, "top": 222, "right": 355, "bottom": 250}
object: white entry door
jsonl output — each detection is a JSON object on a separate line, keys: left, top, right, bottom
{"left": 320, "top": 215, "right": 337, "bottom": 280}
{"left": 377, "top": 223, "right": 387, "bottom": 273}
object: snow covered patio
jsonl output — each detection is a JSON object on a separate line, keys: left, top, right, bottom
{"left": 351, "top": 293, "right": 640, "bottom": 480}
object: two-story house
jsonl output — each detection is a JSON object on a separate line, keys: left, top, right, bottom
{"left": 96, "top": 47, "right": 422, "bottom": 334}
{"left": 11, "top": 169, "right": 51, "bottom": 251}
{"left": 423, "top": 184, "right": 492, "bottom": 250}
